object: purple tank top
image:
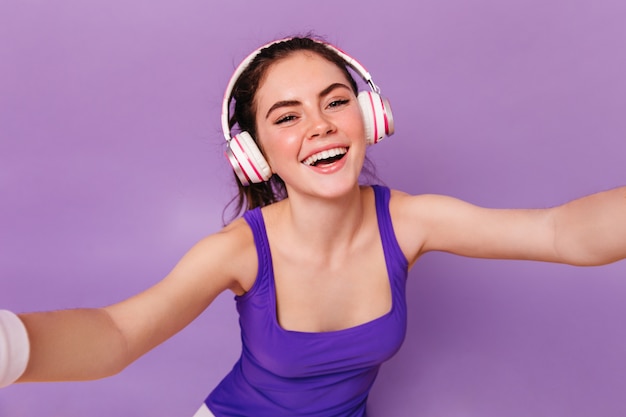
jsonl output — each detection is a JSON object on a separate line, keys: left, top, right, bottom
{"left": 205, "top": 185, "right": 408, "bottom": 416}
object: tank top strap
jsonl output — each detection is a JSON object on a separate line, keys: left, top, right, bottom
{"left": 372, "top": 185, "right": 409, "bottom": 273}
{"left": 242, "top": 208, "right": 274, "bottom": 294}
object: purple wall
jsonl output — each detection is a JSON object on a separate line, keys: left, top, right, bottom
{"left": 1, "top": 0, "right": 625, "bottom": 416}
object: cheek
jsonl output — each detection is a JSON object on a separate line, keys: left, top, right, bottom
{"left": 258, "top": 130, "right": 301, "bottom": 168}
{"left": 347, "top": 107, "right": 367, "bottom": 144}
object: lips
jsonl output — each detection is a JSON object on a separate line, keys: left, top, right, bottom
{"left": 301, "top": 147, "right": 348, "bottom": 166}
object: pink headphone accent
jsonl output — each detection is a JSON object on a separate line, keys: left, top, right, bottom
{"left": 222, "top": 38, "right": 394, "bottom": 186}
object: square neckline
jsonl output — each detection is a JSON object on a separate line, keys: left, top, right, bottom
{"left": 238, "top": 185, "right": 403, "bottom": 336}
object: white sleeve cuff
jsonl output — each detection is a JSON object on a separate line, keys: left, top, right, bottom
{"left": 0, "top": 309, "right": 30, "bottom": 388}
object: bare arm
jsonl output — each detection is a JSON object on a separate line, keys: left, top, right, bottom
{"left": 15, "top": 219, "right": 255, "bottom": 383}
{"left": 391, "top": 186, "right": 626, "bottom": 267}
{"left": 552, "top": 186, "right": 626, "bottom": 265}
{"left": 18, "top": 308, "right": 128, "bottom": 382}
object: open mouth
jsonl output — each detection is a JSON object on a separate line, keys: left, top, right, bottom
{"left": 302, "top": 147, "right": 348, "bottom": 167}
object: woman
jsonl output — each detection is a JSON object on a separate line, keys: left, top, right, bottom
{"left": 1, "top": 36, "right": 625, "bottom": 417}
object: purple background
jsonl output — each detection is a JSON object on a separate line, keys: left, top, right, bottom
{"left": 1, "top": 0, "right": 625, "bottom": 416}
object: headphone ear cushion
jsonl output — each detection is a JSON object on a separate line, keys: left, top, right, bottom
{"left": 357, "top": 91, "right": 395, "bottom": 145}
{"left": 226, "top": 131, "right": 272, "bottom": 186}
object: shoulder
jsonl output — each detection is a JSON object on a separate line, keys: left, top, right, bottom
{"left": 388, "top": 188, "right": 473, "bottom": 217}
{"left": 387, "top": 189, "right": 470, "bottom": 266}
{"left": 385, "top": 189, "right": 425, "bottom": 265}
{"left": 387, "top": 188, "right": 439, "bottom": 223}
{"left": 162, "top": 216, "right": 257, "bottom": 298}
{"left": 201, "top": 216, "right": 258, "bottom": 295}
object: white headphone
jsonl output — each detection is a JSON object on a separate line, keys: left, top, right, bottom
{"left": 221, "top": 38, "right": 394, "bottom": 186}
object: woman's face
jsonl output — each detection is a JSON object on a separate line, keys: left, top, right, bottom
{"left": 254, "top": 51, "right": 367, "bottom": 200}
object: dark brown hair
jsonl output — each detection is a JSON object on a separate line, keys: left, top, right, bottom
{"left": 223, "top": 35, "right": 378, "bottom": 223}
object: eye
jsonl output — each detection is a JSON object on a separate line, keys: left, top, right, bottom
{"left": 328, "top": 99, "right": 350, "bottom": 109}
{"left": 275, "top": 114, "right": 297, "bottom": 125}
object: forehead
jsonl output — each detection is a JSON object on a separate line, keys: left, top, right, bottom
{"left": 256, "top": 51, "right": 351, "bottom": 102}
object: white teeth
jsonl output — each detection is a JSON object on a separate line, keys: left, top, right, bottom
{"left": 302, "top": 147, "right": 348, "bottom": 166}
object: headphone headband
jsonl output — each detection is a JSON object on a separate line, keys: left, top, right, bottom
{"left": 221, "top": 37, "right": 381, "bottom": 142}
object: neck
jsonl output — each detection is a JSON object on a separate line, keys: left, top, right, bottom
{"left": 276, "top": 185, "right": 367, "bottom": 255}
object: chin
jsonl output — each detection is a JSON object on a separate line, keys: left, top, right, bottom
{"left": 305, "top": 175, "right": 362, "bottom": 201}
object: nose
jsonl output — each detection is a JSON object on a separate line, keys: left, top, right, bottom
{"left": 307, "top": 110, "right": 336, "bottom": 139}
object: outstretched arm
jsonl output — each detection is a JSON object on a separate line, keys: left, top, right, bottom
{"left": 8, "top": 218, "right": 255, "bottom": 384}
{"left": 17, "top": 308, "right": 129, "bottom": 382}
{"left": 392, "top": 186, "right": 626, "bottom": 267}
{"left": 552, "top": 186, "right": 626, "bottom": 266}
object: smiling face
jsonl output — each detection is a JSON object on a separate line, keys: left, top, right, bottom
{"left": 254, "top": 51, "right": 367, "bottom": 200}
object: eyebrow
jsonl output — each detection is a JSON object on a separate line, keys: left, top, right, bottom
{"left": 264, "top": 82, "right": 352, "bottom": 119}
